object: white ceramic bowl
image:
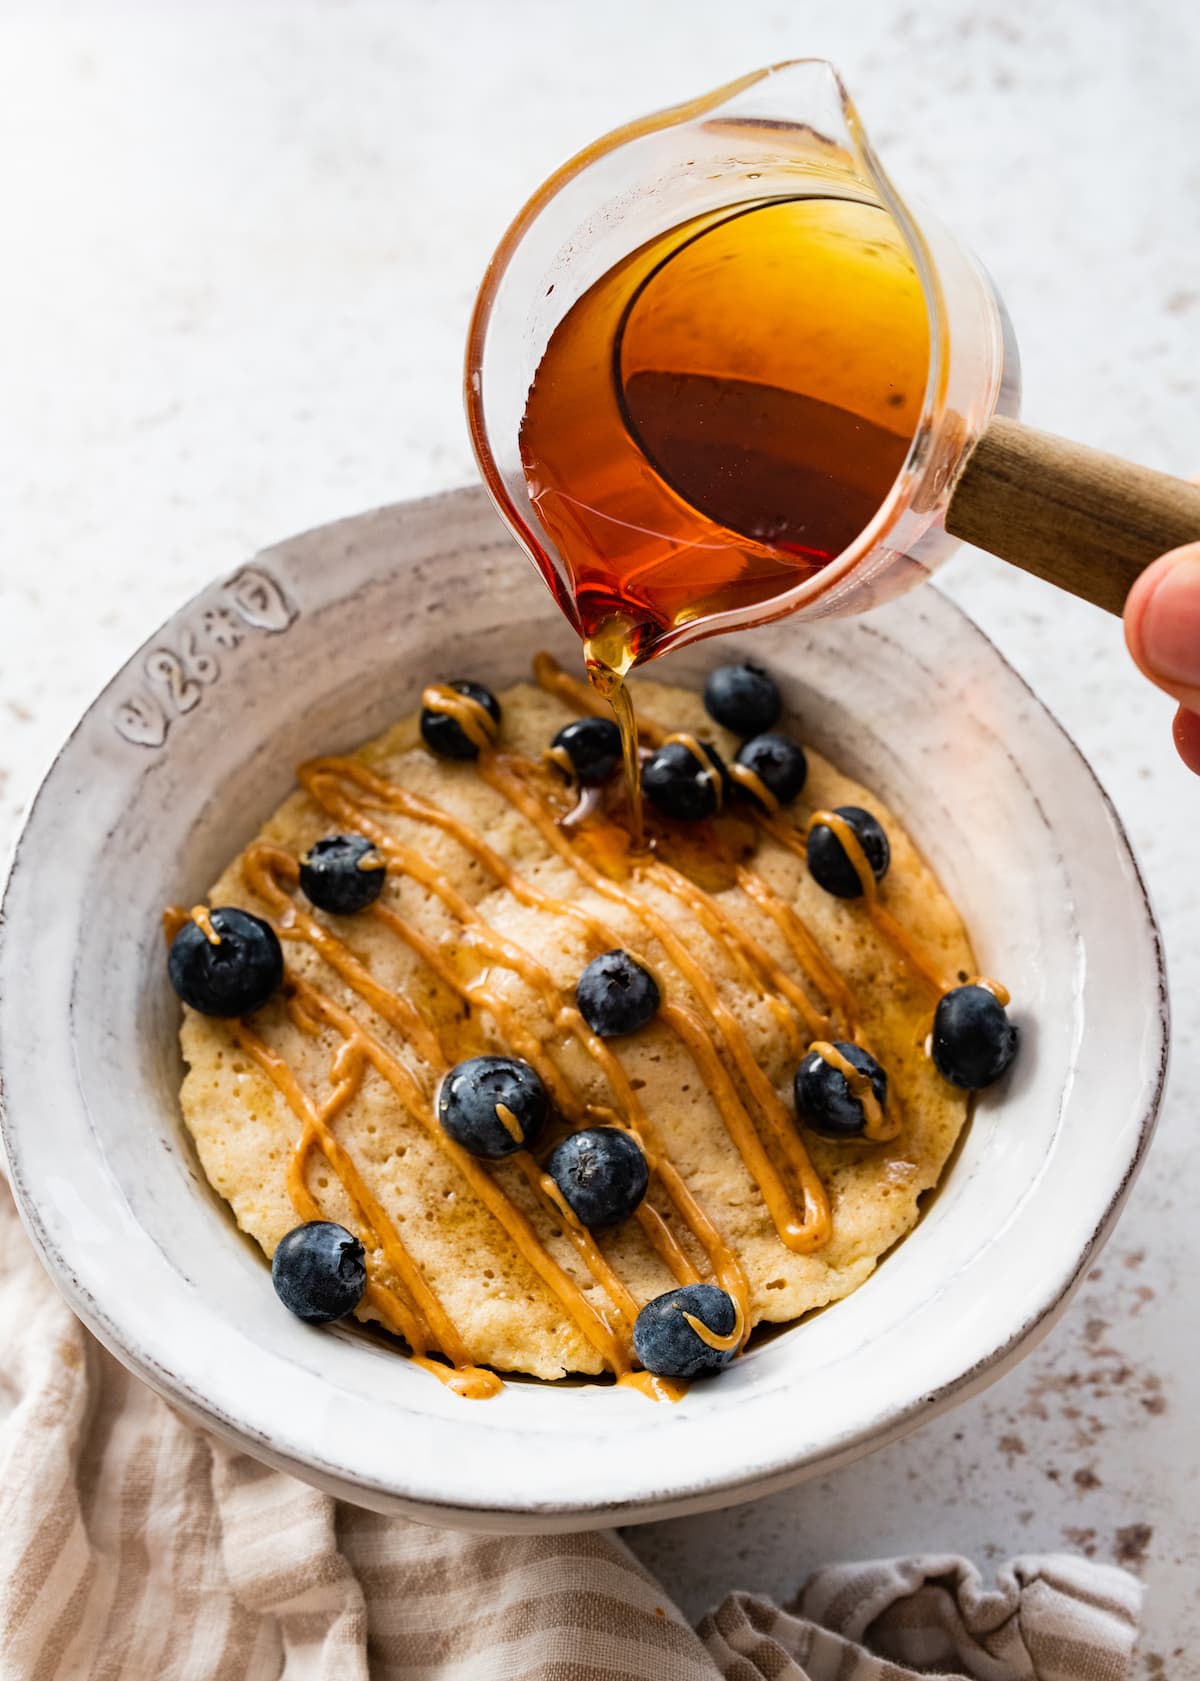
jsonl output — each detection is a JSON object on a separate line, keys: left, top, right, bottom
{"left": 0, "top": 488, "right": 1168, "bottom": 1532}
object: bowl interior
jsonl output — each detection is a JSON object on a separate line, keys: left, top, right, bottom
{"left": 0, "top": 487, "right": 1166, "bottom": 1529}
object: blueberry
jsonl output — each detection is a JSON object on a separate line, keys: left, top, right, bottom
{"left": 420, "top": 680, "right": 501, "bottom": 760}
{"left": 703, "top": 662, "right": 781, "bottom": 736}
{"left": 733, "top": 733, "right": 808, "bottom": 809}
{"left": 167, "top": 907, "right": 284, "bottom": 1017}
{"left": 633, "top": 1284, "right": 739, "bottom": 1379}
{"left": 550, "top": 716, "right": 623, "bottom": 785}
{"left": 437, "top": 1055, "right": 548, "bottom": 1159}
{"left": 807, "top": 806, "right": 891, "bottom": 898}
{"left": 299, "top": 833, "right": 386, "bottom": 914}
{"left": 544, "top": 1127, "right": 649, "bottom": 1227}
{"left": 272, "top": 1221, "right": 367, "bottom": 1323}
{"left": 932, "top": 985, "right": 1019, "bottom": 1090}
{"left": 794, "top": 1041, "right": 888, "bottom": 1140}
{"left": 642, "top": 738, "right": 726, "bottom": 821}
{"left": 576, "top": 949, "right": 660, "bottom": 1037}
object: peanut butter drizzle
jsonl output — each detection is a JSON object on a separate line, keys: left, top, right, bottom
{"left": 237, "top": 849, "right": 631, "bottom": 1377}
{"left": 806, "top": 1041, "right": 901, "bottom": 1145}
{"left": 683, "top": 1299, "right": 746, "bottom": 1353}
{"left": 370, "top": 898, "right": 701, "bottom": 1292}
{"left": 535, "top": 755, "right": 836, "bottom": 1049}
{"left": 300, "top": 760, "right": 743, "bottom": 1304}
{"left": 646, "top": 860, "right": 828, "bottom": 1046}
{"left": 165, "top": 904, "right": 226, "bottom": 949}
{"left": 636, "top": 1198, "right": 701, "bottom": 1288}
{"left": 526, "top": 659, "right": 854, "bottom": 1032}
{"left": 421, "top": 683, "right": 499, "bottom": 752}
{"left": 970, "top": 976, "right": 1011, "bottom": 1007}
{"left": 765, "top": 810, "right": 951, "bottom": 996}
{"left": 865, "top": 902, "right": 950, "bottom": 993}
{"left": 300, "top": 662, "right": 934, "bottom": 1277}
{"left": 733, "top": 868, "right": 858, "bottom": 1034}
{"left": 541, "top": 670, "right": 946, "bottom": 1010}
{"left": 660, "top": 1001, "right": 812, "bottom": 1259}
{"left": 617, "top": 1370, "right": 688, "bottom": 1403}
{"left": 524, "top": 658, "right": 976, "bottom": 1252}
{"left": 544, "top": 743, "right": 576, "bottom": 779}
{"left": 726, "top": 761, "right": 781, "bottom": 815}
{"left": 231, "top": 1011, "right": 459, "bottom": 1367}
{"left": 530, "top": 650, "right": 961, "bottom": 1017}
{"left": 756, "top": 811, "right": 808, "bottom": 862}
{"left": 287, "top": 956, "right": 632, "bottom": 1378}
{"left": 285, "top": 990, "right": 323, "bottom": 1038}
{"left": 242, "top": 846, "right": 444, "bottom": 1072}
{"left": 373, "top": 895, "right": 691, "bottom": 1327}
{"left": 190, "top": 905, "right": 222, "bottom": 946}
{"left": 245, "top": 1025, "right": 462, "bottom": 1367}
{"left": 808, "top": 811, "right": 949, "bottom": 994}
{"left": 300, "top": 757, "right": 608, "bottom": 951}
{"left": 662, "top": 733, "right": 725, "bottom": 812}
{"left": 803, "top": 812, "right": 866, "bottom": 902}
{"left": 643, "top": 861, "right": 800, "bottom": 1054}
{"left": 360, "top": 829, "right": 705, "bottom": 1298}
{"left": 532, "top": 1166, "right": 641, "bottom": 1326}
{"left": 410, "top": 1356, "right": 504, "bottom": 1400}
{"left": 477, "top": 754, "right": 831, "bottom": 1253}
{"left": 493, "top": 1102, "right": 526, "bottom": 1145}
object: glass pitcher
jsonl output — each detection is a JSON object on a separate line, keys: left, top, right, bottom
{"left": 465, "top": 58, "right": 1021, "bottom": 667}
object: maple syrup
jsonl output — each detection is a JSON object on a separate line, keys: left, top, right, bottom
{"left": 517, "top": 192, "right": 931, "bottom": 828}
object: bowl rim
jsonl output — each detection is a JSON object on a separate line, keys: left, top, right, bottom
{"left": 0, "top": 488, "right": 1169, "bottom": 1527}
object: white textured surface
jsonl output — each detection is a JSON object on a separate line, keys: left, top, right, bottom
{"left": 0, "top": 0, "right": 1196, "bottom": 1665}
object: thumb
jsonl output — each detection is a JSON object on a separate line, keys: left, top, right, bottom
{"left": 1124, "top": 542, "right": 1200, "bottom": 713}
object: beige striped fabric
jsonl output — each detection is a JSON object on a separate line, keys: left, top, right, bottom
{"left": 0, "top": 1183, "right": 1141, "bottom": 1681}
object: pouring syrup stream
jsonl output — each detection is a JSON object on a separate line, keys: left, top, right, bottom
{"left": 583, "top": 617, "right": 645, "bottom": 846}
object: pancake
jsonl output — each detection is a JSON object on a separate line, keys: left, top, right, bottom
{"left": 176, "top": 660, "right": 974, "bottom": 1389}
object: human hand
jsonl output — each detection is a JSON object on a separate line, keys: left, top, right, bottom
{"left": 1124, "top": 542, "right": 1200, "bottom": 774}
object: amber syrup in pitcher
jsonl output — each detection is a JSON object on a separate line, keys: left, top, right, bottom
{"left": 517, "top": 193, "right": 931, "bottom": 836}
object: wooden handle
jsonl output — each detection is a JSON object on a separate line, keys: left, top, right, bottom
{"left": 944, "top": 415, "right": 1200, "bottom": 615}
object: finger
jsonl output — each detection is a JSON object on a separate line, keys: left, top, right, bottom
{"left": 1124, "top": 543, "right": 1200, "bottom": 712}
{"left": 1172, "top": 705, "right": 1200, "bottom": 775}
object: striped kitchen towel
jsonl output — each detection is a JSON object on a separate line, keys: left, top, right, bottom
{"left": 0, "top": 1183, "right": 1142, "bottom": 1681}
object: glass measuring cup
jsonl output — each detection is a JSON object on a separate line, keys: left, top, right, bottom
{"left": 465, "top": 59, "right": 1020, "bottom": 664}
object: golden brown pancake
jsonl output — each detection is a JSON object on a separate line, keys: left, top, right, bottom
{"left": 178, "top": 667, "right": 972, "bottom": 1386}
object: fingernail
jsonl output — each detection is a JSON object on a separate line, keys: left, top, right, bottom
{"left": 1173, "top": 705, "right": 1200, "bottom": 775}
{"left": 1141, "top": 553, "right": 1200, "bottom": 684}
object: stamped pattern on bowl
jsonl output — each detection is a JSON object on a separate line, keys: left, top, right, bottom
{"left": 113, "top": 567, "right": 298, "bottom": 749}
